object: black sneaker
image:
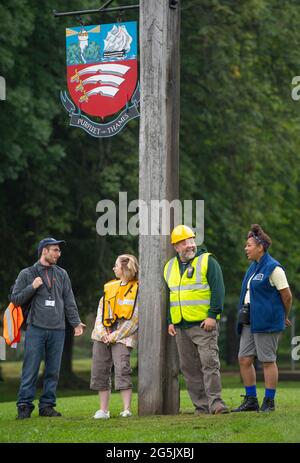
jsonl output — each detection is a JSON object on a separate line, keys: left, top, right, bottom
{"left": 39, "top": 406, "right": 62, "bottom": 417}
{"left": 260, "top": 397, "right": 275, "bottom": 412}
{"left": 17, "top": 405, "right": 34, "bottom": 420}
{"left": 232, "top": 395, "right": 259, "bottom": 412}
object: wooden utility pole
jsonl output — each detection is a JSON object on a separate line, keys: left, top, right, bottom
{"left": 138, "top": 0, "right": 181, "bottom": 415}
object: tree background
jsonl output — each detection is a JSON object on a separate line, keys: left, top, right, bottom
{"left": 1, "top": 0, "right": 300, "bottom": 382}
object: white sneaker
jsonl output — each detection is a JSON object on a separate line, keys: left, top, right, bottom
{"left": 93, "top": 409, "right": 110, "bottom": 419}
{"left": 119, "top": 409, "right": 132, "bottom": 417}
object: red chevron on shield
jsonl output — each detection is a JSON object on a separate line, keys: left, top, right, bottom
{"left": 66, "top": 22, "right": 138, "bottom": 119}
{"left": 67, "top": 59, "right": 137, "bottom": 118}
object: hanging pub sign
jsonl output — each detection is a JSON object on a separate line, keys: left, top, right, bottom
{"left": 60, "top": 21, "right": 139, "bottom": 137}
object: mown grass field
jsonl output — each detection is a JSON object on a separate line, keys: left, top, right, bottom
{"left": 1, "top": 360, "right": 300, "bottom": 443}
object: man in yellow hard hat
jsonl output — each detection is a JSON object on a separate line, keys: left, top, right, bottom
{"left": 164, "top": 225, "right": 229, "bottom": 414}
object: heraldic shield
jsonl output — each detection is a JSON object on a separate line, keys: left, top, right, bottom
{"left": 66, "top": 21, "right": 138, "bottom": 119}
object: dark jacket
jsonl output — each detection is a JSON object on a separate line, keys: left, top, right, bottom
{"left": 11, "top": 262, "right": 81, "bottom": 330}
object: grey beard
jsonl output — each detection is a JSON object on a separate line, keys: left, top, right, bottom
{"left": 179, "top": 251, "right": 196, "bottom": 263}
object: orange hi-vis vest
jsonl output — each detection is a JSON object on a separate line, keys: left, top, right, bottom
{"left": 103, "top": 279, "right": 138, "bottom": 327}
{"left": 3, "top": 303, "right": 24, "bottom": 346}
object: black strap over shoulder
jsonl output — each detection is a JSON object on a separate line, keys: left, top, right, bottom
{"left": 23, "top": 264, "right": 40, "bottom": 328}
{"left": 29, "top": 264, "right": 40, "bottom": 279}
{"left": 8, "top": 265, "right": 40, "bottom": 301}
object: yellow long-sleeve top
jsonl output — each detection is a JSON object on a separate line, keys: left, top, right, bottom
{"left": 91, "top": 296, "right": 138, "bottom": 348}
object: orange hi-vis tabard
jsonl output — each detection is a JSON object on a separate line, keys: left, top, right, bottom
{"left": 3, "top": 303, "right": 24, "bottom": 346}
{"left": 103, "top": 279, "right": 138, "bottom": 327}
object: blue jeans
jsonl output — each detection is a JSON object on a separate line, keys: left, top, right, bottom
{"left": 17, "top": 324, "right": 65, "bottom": 410}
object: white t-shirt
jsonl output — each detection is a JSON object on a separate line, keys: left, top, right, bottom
{"left": 244, "top": 266, "right": 289, "bottom": 304}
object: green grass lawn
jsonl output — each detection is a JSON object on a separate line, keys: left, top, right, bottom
{"left": 1, "top": 360, "right": 300, "bottom": 443}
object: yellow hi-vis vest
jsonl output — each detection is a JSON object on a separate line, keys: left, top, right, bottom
{"left": 164, "top": 253, "right": 219, "bottom": 324}
{"left": 103, "top": 279, "right": 138, "bottom": 327}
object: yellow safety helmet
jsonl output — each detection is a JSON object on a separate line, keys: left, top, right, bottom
{"left": 171, "top": 225, "right": 195, "bottom": 244}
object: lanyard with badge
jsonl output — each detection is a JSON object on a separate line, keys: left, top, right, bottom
{"left": 44, "top": 268, "right": 55, "bottom": 307}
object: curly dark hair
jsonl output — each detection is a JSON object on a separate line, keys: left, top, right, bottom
{"left": 247, "top": 224, "right": 272, "bottom": 251}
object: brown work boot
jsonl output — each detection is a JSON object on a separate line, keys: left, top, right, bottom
{"left": 212, "top": 405, "right": 230, "bottom": 414}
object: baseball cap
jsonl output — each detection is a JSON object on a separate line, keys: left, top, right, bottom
{"left": 37, "top": 237, "right": 66, "bottom": 258}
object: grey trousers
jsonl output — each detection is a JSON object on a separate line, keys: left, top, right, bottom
{"left": 175, "top": 324, "right": 226, "bottom": 413}
{"left": 90, "top": 341, "right": 132, "bottom": 391}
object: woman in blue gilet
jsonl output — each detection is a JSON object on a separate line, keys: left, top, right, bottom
{"left": 233, "top": 224, "right": 292, "bottom": 413}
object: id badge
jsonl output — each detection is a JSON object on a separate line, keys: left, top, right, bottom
{"left": 45, "top": 299, "right": 55, "bottom": 307}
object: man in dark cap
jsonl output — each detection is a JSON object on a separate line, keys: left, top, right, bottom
{"left": 11, "top": 237, "right": 85, "bottom": 419}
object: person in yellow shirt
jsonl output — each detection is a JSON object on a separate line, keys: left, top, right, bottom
{"left": 90, "top": 254, "right": 139, "bottom": 419}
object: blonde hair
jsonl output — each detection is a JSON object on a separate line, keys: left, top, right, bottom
{"left": 117, "top": 254, "right": 139, "bottom": 281}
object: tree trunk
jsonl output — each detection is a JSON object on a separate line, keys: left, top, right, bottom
{"left": 138, "top": 0, "right": 181, "bottom": 415}
{"left": 58, "top": 320, "right": 88, "bottom": 388}
{"left": 225, "top": 308, "right": 239, "bottom": 366}
{"left": 58, "top": 320, "right": 75, "bottom": 387}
